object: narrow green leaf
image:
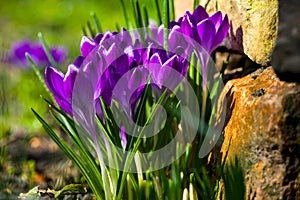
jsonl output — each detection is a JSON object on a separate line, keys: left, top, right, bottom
{"left": 38, "top": 32, "right": 59, "bottom": 68}
{"left": 87, "top": 21, "right": 96, "bottom": 38}
{"left": 82, "top": 26, "right": 88, "bottom": 36}
{"left": 222, "top": 157, "right": 246, "bottom": 200}
{"left": 170, "top": 0, "right": 175, "bottom": 21}
{"left": 115, "top": 23, "right": 121, "bottom": 32}
{"left": 31, "top": 108, "right": 104, "bottom": 199}
{"left": 25, "top": 53, "right": 55, "bottom": 103}
{"left": 91, "top": 12, "right": 102, "bottom": 34}
{"left": 131, "top": 0, "right": 139, "bottom": 28}
{"left": 143, "top": 6, "right": 149, "bottom": 27}
{"left": 135, "top": 0, "right": 143, "bottom": 28}
{"left": 119, "top": 0, "right": 129, "bottom": 28}
{"left": 154, "top": 0, "right": 162, "bottom": 25}
{"left": 163, "top": 0, "right": 170, "bottom": 50}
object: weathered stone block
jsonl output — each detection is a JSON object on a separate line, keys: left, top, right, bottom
{"left": 220, "top": 67, "right": 300, "bottom": 199}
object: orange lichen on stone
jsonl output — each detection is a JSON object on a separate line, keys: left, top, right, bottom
{"left": 219, "top": 66, "right": 300, "bottom": 199}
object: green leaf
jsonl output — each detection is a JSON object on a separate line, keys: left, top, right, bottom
{"left": 222, "top": 156, "right": 246, "bottom": 200}
{"left": 163, "top": 0, "right": 170, "bottom": 50}
{"left": 154, "top": 0, "right": 162, "bottom": 25}
{"left": 26, "top": 53, "right": 55, "bottom": 103}
{"left": 170, "top": 0, "right": 175, "bottom": 21}
{"left": 87, "top": 20, "right": 96, "bottom": 38}
{"left": 91, "top": 12, "right": 102, "bottom": 34}
{"left": 19, "top": 186, "right": 41, "bottom": 200}
{"left": 38, "top": 32, "right": 59, "bottom": 68}
{"left": 119, "top": 0, "right": 129, "bottom": 28}
{"left": 31, "top": 108, "right": 104, "bottom": 199}
{"left": 47, "top": 184, "right": 87, "bottom": 198}
{"left": 143, "top": 6, "right": 149, "bottom": 27}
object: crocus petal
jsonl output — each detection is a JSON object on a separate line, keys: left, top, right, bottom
{"left": 12, "top": 41, "right": 32, "bottom": 64}
{"left": 197, "top": 19, "right": 216, "bottom": 53}
{"left": 99, "top": 31, "right": 118, "bottom": 49}
{"left": 181, "top": 11, "right": 200, "bottom": 43}
{"left": 170, "top": 20, "right": 180, "bottom": 29}
{"left": 208, "top": 11, "right": 222, "bottom": 30}
{"left": 45, "top": 66, "right": 73, "bottom": 115}
{"left": 149, "top": 52, "right": 163, "bottom": 65}
{"left": 158, "top": 55, "right": 187, "bottom": 91}
{"left": 32, "top": 46, "right": 49, "bottom": 65}
{"left": 157, "top": 25, "right": 165, "bottom": 47}
{"left": 80, "top": 36, "right": 97, "bottom": 57}
{"left": 73, "top": 56, "right": 84, "bottom": 68}
{"left": 128, "top": 69, "right": 149, "bottom": 117}
{"left": 168, "top": 25, "right": 182, "bottom": 50}
{"left": 121, "top": 28, "right": 132, "bottom": 47}
{"left": 169, "top": 25, "right": 193, "bottom": 59}
{"left": 120, "top": 126, "right": 127, "bottom": 149}
{"left": 45, "top": 66, "right": 66, "bottom": 99}
{"left": 211, "top": 15, "right": 229, "bottom": 52}
{"left": 148, "top": 52, "right": 162, "bottom": 82}
{"left": 94, "top": 33, "right": 104, "bottom": 44}
{"left": 50, "top": 47, "right": 67, "bottom": 64}
{"left": 63, "top": 64, "right": 78, "bottom": 100}
{"left": 192, "top": 5, "right": 209, "bottom": 23}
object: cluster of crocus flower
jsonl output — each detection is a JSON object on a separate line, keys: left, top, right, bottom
{"left": 8, "top": 39, "right": 67, "bottom": 68}
{"left": 45, "top": 5, "right": 229, "bottom": 121}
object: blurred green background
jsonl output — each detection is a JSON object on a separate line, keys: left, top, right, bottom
{"left": 0, "top": 0, "right": 124, "bottom": 61}
{"left": 0, "top": 0, "right": 159, "bottom": 133}
{"left": 0, "top": 0, "right": 124, "bottom": 132}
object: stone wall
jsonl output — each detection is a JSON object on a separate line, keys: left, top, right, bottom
{"left": 220, "top": 67, "right": 300, "bottom": 199}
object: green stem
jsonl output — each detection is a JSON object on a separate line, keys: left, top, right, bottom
{"left": 91, "top": 12, "right": 102, "bottom": 34}
{"left": 38, "top": 32, "right": 59, "bottom": 68}
{"left": 154, "top": 0, "right": 162, "bottom": 25}
{"left": 170, "top": 0, "right": 175, "bottom": 21}
{"left": 163, "top": 0, "right": 170, "bottom": 51}
{"left": 26, "top": 53, "right": 55, "bottom": 103}
{"left": 119, "top": 0, "right": 129, "bottom": 28}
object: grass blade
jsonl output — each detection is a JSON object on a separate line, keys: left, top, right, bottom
{"left": 87, "top": 21, "right": 96, "bottom": 38}
{"left": 38, "top": 32, "right": 59, "bottom": 68}
{"left": 163, "top": 0, "right": 170, "bottom": 50}
{"left": 119, "top": 0, "right": 129, "bottom": 28}
{"left": 26, "top": 53, "right": 55, "bottom": 103}
{"left": 31, "top": 108, "right": 104, "bottom": 199}
{"left": 91, "top": 12, "right": 102, "bottom": 34}
{"left": 170, "top": 0, "right": 175, "bottom": 21}
{"left": 154, "top": 0, "right": 162, "bottom": 24}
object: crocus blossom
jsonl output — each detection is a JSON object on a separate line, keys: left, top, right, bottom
{"left": 8, "top": 40, "right": 67, "bottom": 68}
{"left": 45, "top": 28, "right": 188, "bottom": 116}
{"left": 44, "top": 5, "right": 229, "bottom": 119}
{"left": 177, "top": 6, "right": 229, "bottom": 90}
{"left": 179, "top": 6, "right": 229, "bottom": 54}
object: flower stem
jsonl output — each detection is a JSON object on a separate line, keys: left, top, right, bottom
{"left": 38, "top": 32, "right": 59, "bottom": 68}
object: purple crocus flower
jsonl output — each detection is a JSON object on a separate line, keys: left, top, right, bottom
{"left": 45, "top": 27, "right": 189, "bottom": 119}
{"left": 180, "top": 6, "right": 229, "bottom": 54}
{"left": 44, "top": 6, "right": 229, "bottom": 119}
{"left": 178, "top": 6, "right": 229, "bottom": 90}
{"left": 44, "top": 29, "right": 131, "bottom": 116}
{"left": 45, "top": 64, "right": 78, "bottom": 115}
{"left": 8, "top": 40, "right": 67, "bottom": 68}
